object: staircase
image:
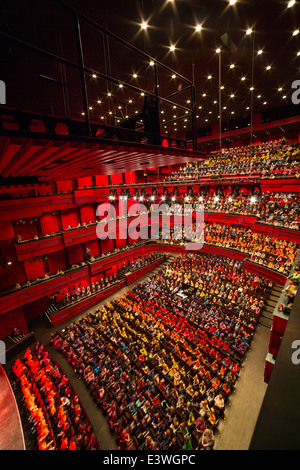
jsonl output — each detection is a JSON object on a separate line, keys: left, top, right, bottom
{"left": 117, "top": 268, "right": 127, "bottom": 282}
{"left": 259, "top": 283, "right": 283, "bottom": 329}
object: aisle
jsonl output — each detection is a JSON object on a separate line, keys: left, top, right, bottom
{"left": 214, "top": 325, "right": 269, "bottom": 450}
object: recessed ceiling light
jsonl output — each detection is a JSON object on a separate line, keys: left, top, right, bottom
{"left": 92, "top": 74, "right": 97, "bottom": 78}
{"left": 288, "top": 0, "right": 296, "bottom": 8}
{"left": 196, "top": 25, "right": 202, "bottom": 32}
{"left": 266, "top": 65, "right": 271, "bottom": 70}
{"left": 241, "top": 76, "right": 246, "bottom": 81}
{"left": 246, "top": 28, "right": 253, "bottom": 35}
{"left": 216, "top": 48, "right": 221, "bottom": 53}
{"left": 230, "top": 64, "right": 235, "bottom": 69}
{"left": 293, "top": 29, "right": 299, "bottom": 36}
{"left": 141, "top": 22, "right": 148, "bottom": 29}
{"left": 170, "top": 45, "right": 176, "bottom": 51}
{"left": 133, "top": 73, "right": 137, "bottom": 78}
{"left": 229, "top": 0, "right": 237, "bottom": 5}
{"left": 257, "top": 49, "right": 263, "bottom": 55}
{"left": 207, "top": 75, "right": 212, "bottom": 79}
{"left": 150, "top": 61, "right": 154, "bottom": 66}
{"left": 172, "top": 74, "right": 176, "bottom": 78}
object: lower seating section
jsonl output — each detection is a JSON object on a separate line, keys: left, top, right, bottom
{"left": 12, "top": 343, "right": 99, "bottom": 450}
{"left": 51, "top": 253, "right": 272, "bottom": 450}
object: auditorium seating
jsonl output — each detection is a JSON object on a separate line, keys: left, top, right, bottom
{"left": 50, "top": 252, "right": 273, "bottom": 450}
{"left": 12, "top": 343, "right": 100, "bottom": 450}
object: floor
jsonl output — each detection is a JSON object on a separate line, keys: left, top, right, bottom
{"left": 5, "top": 264, "right": 271, "bottom": 451}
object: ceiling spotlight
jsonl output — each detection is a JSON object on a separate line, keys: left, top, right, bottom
{"left": 170, "top": 45, "right": 176, "bottom": 52}
{"left": 92, "top": 74, "right": 97, "bottom": 78}
{"left": 133, "top": 73, "right": 137, "bottom": 78}
{"left": 250, "top": 86, "right": 254, "bottom": 91}
{"left": 288, "top": 0, "right": 296, "bottom": 7}
{"left": 141, "top": 22, "right": 148, "bottom": 30}
{"left": 108, "top": 92, "right": 112, "bottom": 96}
{"left": 266, "top": 65, "right": 271, "bottom": 70}
{"left": 207, "top": 75, "right": 212, "bottom": 79}
{"left": 97, "top": 100, "right": 101, "bottom": 104}
{"left": 278, "top": 87, "right": 283, "bottom": 91}
{"left": 196, "top": 25, "right": 202, "bottom": 32}
{"left": 229, "top": 0, "right": 237, "bottom": 4}
{"left": 230, "top": 64, "right": 235, "bottom": 69}
{"left": 119, "top": 83, "right": 123, "bottom": 87}
{"left": 150, "top": 61, "right": 154, "bottom": 66}
{"left": 257, "top": 50, "right": 263, "bottom": 55}
{"left": 293, "top": 29, "right": 299, "bottom": 36}
{"left": 230, "top": 94, "right": 235, "bottom": 98}
{"left": 241, "top": 76, "right": 246, "bottom": 81}
{"left": 216, "top": 48, "right": 221, "bottom": 53}
{"left": 246, "top": 28, "right": 253, "bottom": 35}
{"left": 172, "top": 74, "right": 176, "bottom": 78}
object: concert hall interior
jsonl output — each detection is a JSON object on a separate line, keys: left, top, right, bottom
{"left": 0, "top": 0, "right": 300, "bottom": 452}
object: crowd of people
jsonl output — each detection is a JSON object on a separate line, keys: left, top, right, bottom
{"left": 123, "top": 252, "right": 164, "bottom": 273}
{"left": 12, "top": 343, "right": 99, "bottom": 450}
{"left": 201, "top": 192, "right": 300, "bottom": 231}
{"left": 50, "top": 253, "right": 272, "bottom": 450}
{"left": 164, "top": 140, "right": 300, "bottom": 182}
{"left": 160, "top": 222, "right": 298, "bottom": 275}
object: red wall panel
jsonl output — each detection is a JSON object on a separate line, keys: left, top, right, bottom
{"left": 47, "top": 250, "right": 67, "bottom": 274}
{"left": 0, "top": 221, "right": 15, "bottom": 241}
{"left": 24, "top": 259, "right": 45, "bottom": 281}
{"left": 0, "top": 307, "right": 28, "bottom": 340}
{"left": 78, "top": 177, "right": 93, "bottom": 188}
{"left": 66, "top": 245, "right": 83, "bottom": 265}
{"left": 61, "top": 208, "right": 79, "bottom": 230}
{"left": 95, "top": 175, "right": 109, "bottom": 186}
{"left": 40, "top": 213, "right": 59, "bottom": 235}
{"left": 80, "top": 205, "right": 96, "bottom": 224}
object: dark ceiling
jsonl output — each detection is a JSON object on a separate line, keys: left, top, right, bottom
{"left": 0, "top": 0, "right": 299, "bottom": 138}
